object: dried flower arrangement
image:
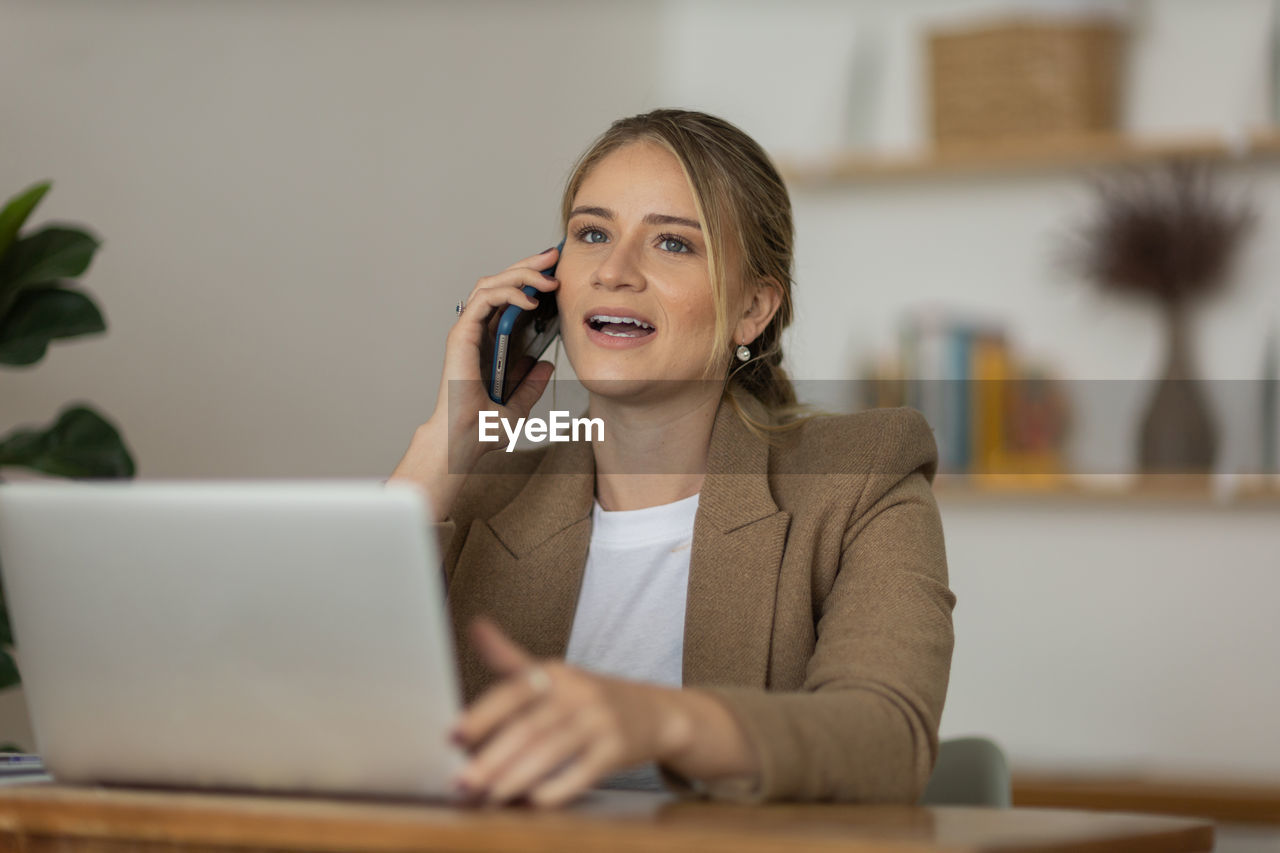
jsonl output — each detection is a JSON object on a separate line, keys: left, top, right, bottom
{"left": 1068, "top": 161, "right": 1255, "bottom": 306}
{"left": 1065, "top": 162, "right": 1256, "bottom": 475}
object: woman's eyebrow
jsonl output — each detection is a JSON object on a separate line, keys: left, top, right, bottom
{"left": 569, "top": 205, "right": 702, "bottom": 231}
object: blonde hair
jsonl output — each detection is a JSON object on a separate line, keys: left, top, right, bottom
{"left": 559, "top": 109, "right": 811, "bottom": 437}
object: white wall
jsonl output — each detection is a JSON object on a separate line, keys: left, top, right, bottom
{"left": 937, "top": 496, "right": 1280, "bottom": 780}
{"left": 0, "top": 0, "right": 662, "bottom": 478}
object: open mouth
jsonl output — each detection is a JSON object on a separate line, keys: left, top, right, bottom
{"left": 585, "top": 314, "right": 656, "bottom": 339}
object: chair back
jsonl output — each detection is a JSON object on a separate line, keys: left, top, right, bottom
{"left": 920, "top": 736, "right": 1011, "bottom": 807}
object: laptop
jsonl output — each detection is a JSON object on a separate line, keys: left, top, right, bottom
{"left": 0, "top": 479, "right": 464, "bottom": 799}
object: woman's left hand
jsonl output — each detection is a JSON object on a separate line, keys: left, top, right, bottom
{"left": 450, "top": 617, "right": 686, "bottom": 808}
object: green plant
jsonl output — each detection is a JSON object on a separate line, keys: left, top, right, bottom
{"left": 0, "top": 181, "right": 135, "bottom": 689}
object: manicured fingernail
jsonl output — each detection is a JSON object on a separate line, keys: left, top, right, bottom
{"left": 542, "top": 246, "right": 556, "bottom": 254}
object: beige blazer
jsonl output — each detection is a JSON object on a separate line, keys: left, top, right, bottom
{"left": 432, "top": 393, "right": 955, "bottom": 803}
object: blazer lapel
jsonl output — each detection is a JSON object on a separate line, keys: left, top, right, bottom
{"left": 683, "top": 395, "right": 791, "bottom": 689}
{"left": 448, "top": 437, "right": 595, "bottom": 701}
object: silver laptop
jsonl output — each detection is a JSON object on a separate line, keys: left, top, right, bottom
{"left": 0, "top": 479, "right": 463, "bottom": 799}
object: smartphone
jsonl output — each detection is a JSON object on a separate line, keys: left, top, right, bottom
{"left": 481, "top": 238, "right": 564, "bottom": 405}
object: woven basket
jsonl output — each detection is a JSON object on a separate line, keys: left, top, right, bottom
{"left": 928, "top": 17, "right": 1125, "bottom": 146}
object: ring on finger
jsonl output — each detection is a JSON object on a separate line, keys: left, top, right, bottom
{"left": 454, "top": 299, "right": 466, "bottom": 317}
{"left": 526, "top": 666, "right": 551, "bottom": 696}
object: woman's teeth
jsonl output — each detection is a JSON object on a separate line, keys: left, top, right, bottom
{"left": 588, "top": 315, "right": 655, "bottom": 337}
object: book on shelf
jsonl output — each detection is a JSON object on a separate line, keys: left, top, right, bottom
{"left": 863, "top": 306, "right": 1069, "bottom": 480}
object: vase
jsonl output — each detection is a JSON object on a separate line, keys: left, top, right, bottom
{"left": 1138, "top": 299, "right": 1218, "bottom": 474}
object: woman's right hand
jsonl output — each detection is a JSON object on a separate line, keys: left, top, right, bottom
{"left": 437, "top": 245, "right": 561, "bottom": 456}
{"left": 389, "top": 246, "right": 561, "bottom": 520}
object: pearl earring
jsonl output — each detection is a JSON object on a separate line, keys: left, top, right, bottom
{"left": 735, "top": 344, "right": 751, "bottom": 362}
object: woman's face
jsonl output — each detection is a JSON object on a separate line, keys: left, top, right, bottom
{"left": 556, "top": 141, "right": 734, "bottom": 400}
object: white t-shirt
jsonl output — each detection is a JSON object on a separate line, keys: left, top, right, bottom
{"left": 564, "top": 492, "right": 699, "bottom": 790}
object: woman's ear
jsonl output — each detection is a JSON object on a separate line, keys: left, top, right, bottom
{"left": 734, "top": 278, "right": 783, "bottom": 346}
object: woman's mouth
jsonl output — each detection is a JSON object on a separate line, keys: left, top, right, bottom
{"left": 586, "top": 314, "right": 656, "bottom": 338}
{"left": 583, "top": 312, "right": 657, "bottom": 348}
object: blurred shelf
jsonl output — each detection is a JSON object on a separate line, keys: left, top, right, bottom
{"left": 1013, "top": 773, "right": 1280, "bottom": 826}
{"left": 932, "top": 473, "right": 1280, "bottom": 507}
{"left": 777, "top": 128, "right": 1280, "bottom": 185}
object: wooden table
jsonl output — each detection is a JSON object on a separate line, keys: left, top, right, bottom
{"left": 0, "top": 782, "right": 1214, "bottom": 852}
{"left": 1015, "top": 773, "right": 1280, "bottom": 825}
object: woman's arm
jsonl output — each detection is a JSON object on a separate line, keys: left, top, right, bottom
{"left": 647, "top": 687, "right": 759, "bottom": 784}
{"left": 674, "top": 426, "right": 955, "bottom": 802}
{"left": 387, "top": 246, "right": 561, "bottom": 523}
{"left": 389, "top": 416, "right": 471, "bottom": 524}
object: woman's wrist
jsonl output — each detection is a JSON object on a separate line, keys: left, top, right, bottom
{"left": 390, "top": 416, "right": 480, "bottom": 522}
{"left": 650, "top": 685, "right": 697, "bottom": 766}
{"left": 649, "top": 686, "right": 759, "bottom": 785}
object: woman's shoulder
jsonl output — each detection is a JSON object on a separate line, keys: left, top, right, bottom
{"left": 760, "top": 406, "right": 940, "bottom": 536}
{"left": 771, "top": 406, "right": 938, "bottom": 480}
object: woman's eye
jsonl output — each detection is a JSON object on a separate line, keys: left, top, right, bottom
{"left": 660, "top": 237, "right": 690, "bottom": 253}
{"left": 581, "top": 228, "right": 606, "bottom": 244}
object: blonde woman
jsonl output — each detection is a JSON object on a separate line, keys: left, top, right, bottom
{"left": 390, "top": 109, "right": 954, "bottom": 807}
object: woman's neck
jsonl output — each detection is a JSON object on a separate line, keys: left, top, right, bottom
{"left": 588, "top": 387, "right": 722, "bottom": 512}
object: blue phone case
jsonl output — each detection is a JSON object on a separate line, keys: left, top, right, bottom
{"left": 488, "top": 238, "right": 565, "bottom": 404}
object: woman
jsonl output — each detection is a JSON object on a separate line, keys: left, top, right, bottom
{"left": 390, "top": 109, "right": 955, "bottom": 807}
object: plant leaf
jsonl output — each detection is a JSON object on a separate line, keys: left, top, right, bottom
{"left": 0, "top": 551, "right": 17, "bottom": 690}
{"left": 0, "top": 404, "right": 135, "bottom": 478}
{"left": 0, "top": 650, "right": 18, "bottom": 692}
{"left": 0, "top": 569, "right": 10, "bottom": 649}
{"left": 0, "top": 287, "right": 106, "bottom": 366}
{"left": 0, "top": 181, "right": 51, "bottom": 261}
{"left": 0, "top": 226, "right": 100, "bottom": 316}
{"left": 0, "top": 479, "right": 6, "bottom": 654}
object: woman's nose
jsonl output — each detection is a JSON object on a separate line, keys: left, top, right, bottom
{"left": 592, "top": 240, "right": 645, "bottom": 291}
